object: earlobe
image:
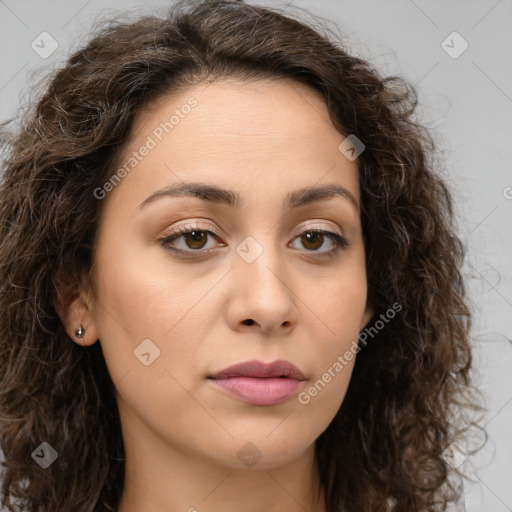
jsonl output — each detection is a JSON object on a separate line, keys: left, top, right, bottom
{"left": 70, "top": 318, "right": 99, "bottom": 347}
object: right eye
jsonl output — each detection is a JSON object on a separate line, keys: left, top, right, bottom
{"left": 159, "top": 222, "right": 225, "bottom": 255}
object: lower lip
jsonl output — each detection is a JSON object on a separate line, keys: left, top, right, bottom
{"left": 208, "top": 377, "right": 304, "bottom": 406}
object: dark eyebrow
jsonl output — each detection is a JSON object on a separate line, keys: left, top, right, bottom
{"left": 138, "top": 182, "right": 359, "bottom": 213}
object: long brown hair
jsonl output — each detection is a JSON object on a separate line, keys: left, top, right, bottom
{"left": 0, "top": 1, "right": 485, "bottom": 510}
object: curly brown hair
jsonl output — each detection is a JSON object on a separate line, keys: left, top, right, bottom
{"left": 0, "top": 1, "right": 485, "bottom": 510}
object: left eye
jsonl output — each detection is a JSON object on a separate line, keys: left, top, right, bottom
{"left": 289, "top": 230, "right": 348, "bottom": 253}
{"left": 159, "top": 224, "right": 348, "bottom": 256}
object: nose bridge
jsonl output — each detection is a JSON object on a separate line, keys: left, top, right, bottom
{"left": 223, "top": 220, "right": 301, "bottom": 334}
{"left": 234, "top": 232, "right": 293, "bottom": 308}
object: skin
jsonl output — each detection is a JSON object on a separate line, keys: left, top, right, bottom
{"left": 56, "top": 78, "right": 373, "bottom": 512}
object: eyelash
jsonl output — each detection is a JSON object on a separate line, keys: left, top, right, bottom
{"left": 158, "top": 222, "right": 349, "bottom": 259}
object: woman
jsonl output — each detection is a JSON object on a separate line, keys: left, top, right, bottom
{"left": 0, "top": 0, "right": 484, "bottom": 510}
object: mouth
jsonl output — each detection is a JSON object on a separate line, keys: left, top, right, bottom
{"left": 207, "top": 359, "right": 306, "bottom": 406}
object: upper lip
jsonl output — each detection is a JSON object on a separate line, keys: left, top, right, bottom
{"left": 208, "top": 359, "right": 306, "bottom": 381}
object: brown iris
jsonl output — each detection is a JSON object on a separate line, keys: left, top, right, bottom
{"left": 183, "top": 230, "right": 209, "bottom": 250}
{"left": 300, "top": 232, "right": 324, "bottom": 251}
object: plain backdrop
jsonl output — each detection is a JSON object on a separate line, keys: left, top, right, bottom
{"left": 0, "top": 1, "right": 511, "bottom": 511}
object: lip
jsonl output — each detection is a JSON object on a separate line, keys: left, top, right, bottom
{"left": 207, "top": 359, "right": 306, "bottom": 406}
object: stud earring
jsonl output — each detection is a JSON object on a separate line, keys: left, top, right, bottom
{"left": 75, "top": 325, "right": 85, "bottom": 339}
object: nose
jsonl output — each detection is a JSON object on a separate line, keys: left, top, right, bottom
{"left": 226, "top": 239, "right": 299, "bottom": 335}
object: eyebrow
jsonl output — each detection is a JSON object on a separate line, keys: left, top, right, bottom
{"left": 138, "top": 182, "right": 359, "bottom": 213}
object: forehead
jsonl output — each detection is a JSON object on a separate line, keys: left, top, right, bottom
{"left": 105, "top": 77, "right": 361, "bottom": 212}
{"left": 126, "top": 77, "right": 342, "bottom": 156}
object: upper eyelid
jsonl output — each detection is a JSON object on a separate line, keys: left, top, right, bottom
{"left": 161, "top": 224, "right": 346, "bottom": 249}
{"left": 162, "top": 219, "right": 345, "bottom": 239}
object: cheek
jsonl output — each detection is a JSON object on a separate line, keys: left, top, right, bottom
{"left": 298, "top": 362, "right": 354, "bottom": 422}
{"left": 90, "top": 254, "right": 209, "bottom": 431}
{"left": 308, "top": 258, "right": 367, "bottom": 336}
{"left": 90, "top": 240, "right": 220, "bottom": 386}
{"left": 301, "top": 259, "right": 367, "bottom": 387}
{"left": 92, "top": 235, "right": 200, "bottom": 335}
{"left": 296, "top": 283, "right": 365, "bottom": 419}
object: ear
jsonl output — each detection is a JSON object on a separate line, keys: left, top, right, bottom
{"left": 53, "top": 272, "right": 99, "bottom": 346}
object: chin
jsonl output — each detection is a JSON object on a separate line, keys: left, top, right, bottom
{"left": 206, "top": 430, "right": 315, "bottom": 471}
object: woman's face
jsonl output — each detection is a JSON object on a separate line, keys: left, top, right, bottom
{"left": 75, "top": 78, "right": 372, "bottom": 470}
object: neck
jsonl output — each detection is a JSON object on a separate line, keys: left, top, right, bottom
{"left": 117, "top": 426, "right": 326, "bottom": 512}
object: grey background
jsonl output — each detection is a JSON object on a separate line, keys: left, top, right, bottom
{"left": 1, "top": 0, "right": 511, "bottom": 510}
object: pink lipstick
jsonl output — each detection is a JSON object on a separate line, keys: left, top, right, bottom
{"left": 207, "top": 359, "right": 306, "bottom": 406}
